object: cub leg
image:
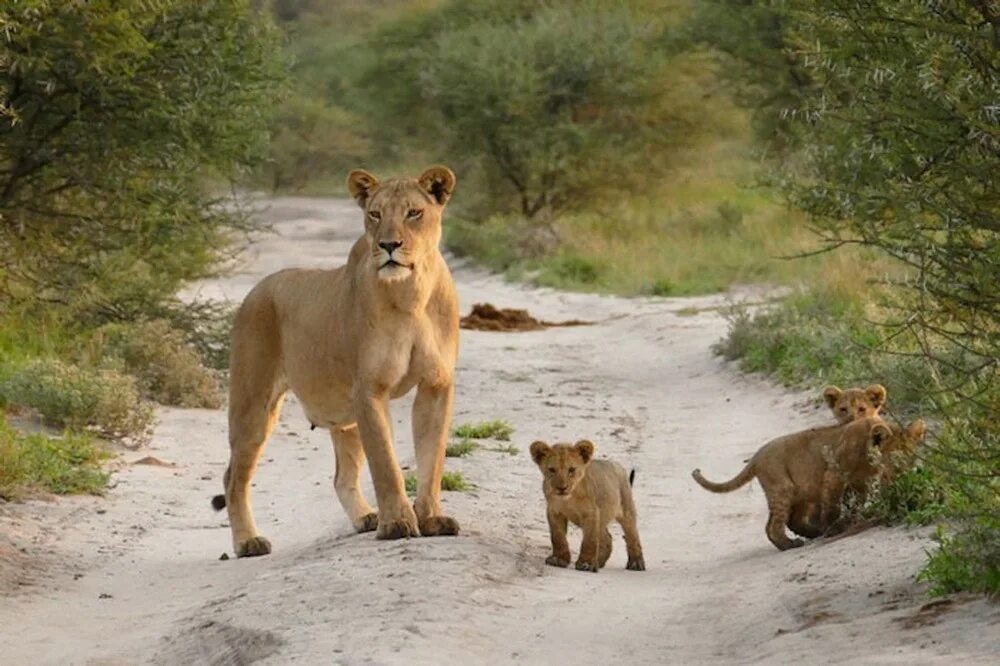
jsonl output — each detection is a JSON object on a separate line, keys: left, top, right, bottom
{"left": 575, "top": 509, "right": 602, "bottom": 573}
{"left": 787, "top": 502, "right": 823, "bottom": 539}
{"left": 598, "top": 529, "right": 613, "bottom": 569}
{"left": 411, "top": 381, "right": 460, "bottom": 536}
{"left": 545, "top": 508, "right": 572, "bottom": 568}
{"left": 764, "top": 487, "right": 805, "bottom": 551}
{"left": 618, "top": 483, "right": 646, "bottom": 571}
{"left": 331, "top": 424, "right": 378, "bottom": 533}
{"left": 355, "top": 387, "right": 418, "bottom": 540}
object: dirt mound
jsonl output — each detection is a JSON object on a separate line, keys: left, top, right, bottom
{"left": 459, "top": 302, "right": 590, "bottom": 332}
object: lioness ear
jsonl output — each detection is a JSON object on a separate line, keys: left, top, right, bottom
{"left": 822, "top": 386, "right": 842, "bottom": 408}
{"left": 575, "top": 439, "right": 595, "bottom": 463}
{"left": 907, "top": 419, "right": 926, "bottom": 442}
{"left": 529, "top": 440, "right": 550, "bottom": 465}
{"left": 418, "top": 165, "right": 456, "bottom": 205}
{"left": 866, "top": 384, "right": 887, "bottom": 409}
{"left": 347, "top": 169, "right": 379, "bottom": 209}
{"left": 870, "top": 423, "right": 892, "bottom": 447}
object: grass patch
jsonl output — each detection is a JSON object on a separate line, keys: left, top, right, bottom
{"left": 485, "top": 443, "right": 520, "bottom": 456}
{"left": 453, "top": 420, "right": 513, "bottom": 441}
{"left": 0, "top": 416, "right": 110, "bottom": 499}
{"left": 404, "top": 470, "right": 473, "bottom": 495}
{"left": 0, "top": 359, "right": 153, "bottom": 440}
{"left": 445, "top": 439, "right": 478, "bottom": 457}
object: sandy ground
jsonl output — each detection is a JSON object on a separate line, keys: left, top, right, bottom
{"left": 1, "top": 197, "right": 997, "bottom": 665}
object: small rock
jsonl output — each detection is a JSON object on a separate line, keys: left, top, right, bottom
{"left": 99, "top": 593, "right": 113, "bottom": 599}
{"left": 219, "top": 552, "right": 230, "bottom": 561}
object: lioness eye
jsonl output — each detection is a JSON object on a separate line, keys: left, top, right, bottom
{"left": 407, "top": 208, "right": 423, "bottom": 219}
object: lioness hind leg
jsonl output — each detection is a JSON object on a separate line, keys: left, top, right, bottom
{"left": 764, "top": 489, "right": 805, "bottom": 551}
{"left": 331, "top": 425, "right": 378, "bottom": 532}
{"left": 225, "top": 388, "right": 285, "bottom": 558}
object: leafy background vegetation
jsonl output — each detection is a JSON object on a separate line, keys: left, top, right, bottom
{"left": 1, "top": 0, "right": 995, "bottom": 594}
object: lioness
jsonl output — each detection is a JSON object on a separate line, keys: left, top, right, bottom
{"left": 692, "top": 417, "right": 896, "bottom": 551}
{"left": 823, "top": 384, "right": 886, "bottom": 424}
{"left": 530, "top": 440, "right": 645, "bottom": 572}
{"left": 212, "top": 166, "right": 461, "bottom": 557}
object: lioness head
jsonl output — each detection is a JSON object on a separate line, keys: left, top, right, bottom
{"left": 530, "top": 440, "right": 595, "bottom": 497}
{"left": 823, "top": 384, "right": 887, "bottom": 424}
{"left": 346, "top": 165, "right": 456, "bottom": 282}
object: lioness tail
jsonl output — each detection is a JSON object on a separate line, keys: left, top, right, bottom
{"left": 691, "top": 462, "right": 755, "bottom": 493}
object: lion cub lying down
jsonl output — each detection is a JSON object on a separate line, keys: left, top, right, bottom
{"left": 530, "top": 440, "right": 645, "bottom": 572}
{"left": 692, "top": 416, "right": 925, "bottom": 551}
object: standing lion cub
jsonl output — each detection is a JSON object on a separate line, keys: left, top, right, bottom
{"left": 530, "top": 440, "right": 645, "bottom": 572}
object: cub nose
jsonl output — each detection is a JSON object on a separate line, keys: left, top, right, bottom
{"left": 379, "top": 240, "right": 402, "bottom": 253}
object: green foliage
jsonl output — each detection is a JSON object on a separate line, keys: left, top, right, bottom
{"left": 453, "top": 420, "right": 513, "bottom": 441}
{"left": 0, "top": 360, "right": 153, "bottom": 440}
{"left": 921, "top": 523, "right": 1000, "bottom": 597}
{"left": 0, "top": 0, "right": 283, "bottom": 323}
{"left": 0, "top": 416, "right": 110, "bottom": 499}
{"left": 863, "top": 466, "right": 949, "bottom": 527}
{"left": 445, "top": 439, "right": 477, "bottom": 458}
{"left": 95, "top": 320, "right": 222, "bottom": 409}
{"left": 404, "top": 470, "right": 472, "bottom": 495}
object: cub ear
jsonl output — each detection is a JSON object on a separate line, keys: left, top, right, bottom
{"left": 866, "top": 384, "right": 887, "bottom": 409}
{"left": 575, "top": 439, "right": 595, "bottom": 463}
{"left": 347, "top": 169, "right": 379, "bottom": 209}
{"left": 906, "top": 419, "right": 926, "bottom": 442}
{"left": 870, "top": 422, "right": 892, "bottom": 447}
{"left": 529, "top": 440, "right": 551, "bottom": 465}
{"left": 418, "top": 165, "right": 456, "bottom": 205}
{"left": 823, "top": 386, "right": 843, "bottom": 408}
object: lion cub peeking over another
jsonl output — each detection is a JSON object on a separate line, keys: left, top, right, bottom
{"left": 530, "top": 440, "right": 645, "bottom": 573}
{"left": 823, "top": 384, "right": 887, "bottom": 424}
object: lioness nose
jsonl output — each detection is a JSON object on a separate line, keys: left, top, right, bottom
{"left": 379, "top": 240, "right": 402, "bottom": 253}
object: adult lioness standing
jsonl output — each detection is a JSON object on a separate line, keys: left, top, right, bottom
{"left": 214, "top": 166, "right": 461, "bottom": 557}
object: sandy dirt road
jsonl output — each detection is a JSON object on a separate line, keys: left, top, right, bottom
{"left": 1, "top": 197, "right": 997, "bottom": 665}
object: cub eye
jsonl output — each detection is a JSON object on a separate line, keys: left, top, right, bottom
{"left": 840, "top": 407, "right": 848, "bottom": 413}
{"left": 568, "top": 467, "right": 576, "bottom": 475}
{"left": 368, "top": 210, "right": 381, "bottom": 220}
{"left": 547, "top": 467, "right": 556, "bottom": 474}
{"left": 407, "top": 208, "right": 423, "bottom": 219}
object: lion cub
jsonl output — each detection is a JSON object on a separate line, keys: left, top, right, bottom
{"left": 823, "top": 384, "right": 887, "bottom": 423}
{"left": 530, "top": 440, "right": 645, "bottom": 573}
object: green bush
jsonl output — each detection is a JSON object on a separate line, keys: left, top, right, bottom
{"left": 445, "top": 440, "right": 477, "bottom": 458}
{"left": 404, "top": 470, "right": 472, "bottom": 495}
{"left": 97, "top": 320, "right": 221, "bottom": 409}
{"left": 0, "top": 416, "right": 110, "bottom": 499}
{"left": 453, "top": 420, "right": 513, "bottom": 442}
{"left": 0, "top": 360, "right": 153, "bottom": 440}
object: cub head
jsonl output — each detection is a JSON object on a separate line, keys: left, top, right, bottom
{"left": 529, "top": 439, "right": 595, "bottom": 497}
{"left": 346, "top": 165, "right": 456, "bottom": 282}
{"left": 823, "top": 384, "right": 887, "bottom": 424}
{"left": 873, "top": 419, "right": 926, "bottom": 457}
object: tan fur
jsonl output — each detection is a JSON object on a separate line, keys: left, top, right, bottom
{"left": 215, "top": 166, "right": 461, "bottom": 557}
{"left": 823, "top": 384, "right": 886, "bottom": 424}
{"left": 530, "top": 440, "right": 645, "bottom": 572}
{"left": 692, "top": 417, "right": 895, "bottom": 551}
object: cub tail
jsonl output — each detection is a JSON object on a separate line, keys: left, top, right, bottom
{"left": 628, "top": 469, "right": 636, "bottom": 487}
{"left": 691, "top": 462, "right": 755, "bottom": 493}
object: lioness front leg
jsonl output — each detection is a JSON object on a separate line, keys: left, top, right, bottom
{"left": 355, "top": 388, "right": 419, "bottom": 540}
{"left": 331, "top": 425, "right": 378, "bottom": 533}
{"left": 411, "top": 381, "right": 460, "bottom": 536}
{"left": 545, "top": 508, "right": 571, "bottom": 568}
{"left": 575, "top": 511, "right": 602, "bottom": 573}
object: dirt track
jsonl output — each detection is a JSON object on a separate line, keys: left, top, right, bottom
{"left": 2, "top": 197, "right": 997, "bottom": 665}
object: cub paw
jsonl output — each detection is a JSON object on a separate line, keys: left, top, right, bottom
{"left": 779, "top": 538, "right": 805, "bottom": 551}
{"left": 354, "top": 512, "right": 379, "bottom": 533}
{"left": 419, "top": 515, "right": 460, "bottom": 537}
{"left": 376, "top": 518, "right": 419, "bottom": 540}
{"left": 575, "top": 560, "right": 599, "bottom": 573}
{"left": 626, "top": 556, "right": 646, "bottom": 571}
{"left": 545, "top": 554, "right": 570, "bottom": 568}
{"left": 236, "top": 536, "right": 272, "bottom": 558}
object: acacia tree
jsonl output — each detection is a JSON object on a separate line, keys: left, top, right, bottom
{"left": 0, "top": 0, "right": 283, "bottom": 322}
{"left": 712, "top": 0, "right": 999, "bottom": 592}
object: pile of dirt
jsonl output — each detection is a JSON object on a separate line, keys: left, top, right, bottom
{"left": 459, "top": 302, "right": 590, "bottom": 332}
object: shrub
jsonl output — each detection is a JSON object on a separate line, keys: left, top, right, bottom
{"left": 445, "top": 440, "right": 477, "bottom": 458}
{"left": 97, "top": 320, "right": 221, "bottom": 409}
{"left": 0, "top": 360, "right": 153, "bottom": 440}
{"left": 404, "top": 470, "right": 472, "bottom": 495}
{"left": 0, "top": 416, "right": 110, "bottom": 499}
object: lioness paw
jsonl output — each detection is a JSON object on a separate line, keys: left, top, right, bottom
{"left": 626, "top": 556, "right": 646, "bottom": 571}
{"left": 354, "top": 512, "right": 379, "bottom": 533}
{"left": 376, "top": 518, "right": 420, "bottom": 540}
{"left": 236, "top": 536, "right": 272, "bottom": 558}
{"left": 575, "top": 560, "right": 599, "bottom": 573}
{"left": 545, "top": 554, "right": 570, "bottom": 568}
{"left": 419, "top": 515, "right": 460, "bottom": 537}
